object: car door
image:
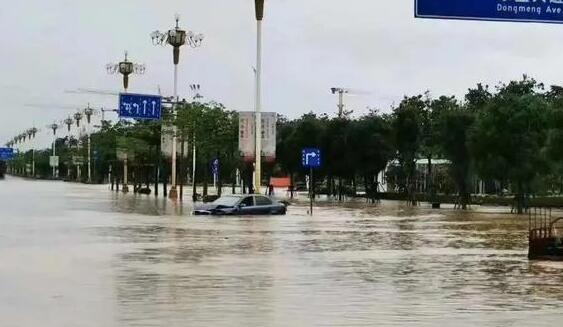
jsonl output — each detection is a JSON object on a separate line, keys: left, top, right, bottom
{"left": 253, "top": 196, "right": 274, "bottom": 215}
{"left": 238, "top": 196, "right": 255, "bottom": 215}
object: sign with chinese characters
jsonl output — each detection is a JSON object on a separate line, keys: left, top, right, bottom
{"left": 119, "top": 93, "right": 162, "bottom": 120}
{"left": 160, "top": 125, "right": 189, "bottom": 158}
{"left": 238, "top": 112, "right": 277, "bottom": 163}
{"left": 0, "top": 147, "right": 15, "bottom": 161}
{"left": 49, "top": 156, "right": 59, "bottom": 168}
{"left": 415, "top": 0, "right": 563, "bottom": 24}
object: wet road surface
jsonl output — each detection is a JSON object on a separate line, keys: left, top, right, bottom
{"left": 0, "top": 177, "right": 562, "bottom": 326}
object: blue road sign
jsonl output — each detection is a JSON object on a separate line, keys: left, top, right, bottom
{"left": 119, "top": 93, "right": 162, "bottom": 120}
{"left": 415, "top": 0, "right": 563, "bottom": 24}
{"left": 302, "top": 148, "right": 321, "bottom": 169}
{"left": 0, "top": 147, "right": 15, "bottom": 161}
{"left": 211, "top": 158, "right": 220, "bottom": 175}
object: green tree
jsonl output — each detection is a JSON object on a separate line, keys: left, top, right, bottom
{"left": 391, "top": 95, "right": 426, "bottom": 204}
{"left": 470, "top": 77, "right": 549, "bottom": 213}
{"left": 435, "top": 98, "right": 474, "bottom": 209}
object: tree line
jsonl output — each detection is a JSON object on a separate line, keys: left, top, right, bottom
{"left": 9, "top": 76, "right": 563, "bottom": 211}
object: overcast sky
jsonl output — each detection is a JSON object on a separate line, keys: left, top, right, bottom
{"left": 2, "top": 0, "right": 563, "bottom": 147}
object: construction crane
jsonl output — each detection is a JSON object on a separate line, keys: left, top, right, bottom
{"left": 64, "top": 88, "right": 120, "bottom": 96}
{"left": 330, "top": 87, "right": 372, "bottom": 118}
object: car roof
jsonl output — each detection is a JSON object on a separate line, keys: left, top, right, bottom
{"left": 223, "top": 194, "right": 269, "bottom": 197}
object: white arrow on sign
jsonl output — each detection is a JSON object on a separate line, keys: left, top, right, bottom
{"left": 305, "top": 151, "right": 317, "bottom": 165}
{"left": 142, "top": 100, "right": 148, "bottom": 115}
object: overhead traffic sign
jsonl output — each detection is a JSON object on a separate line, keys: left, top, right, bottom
{"left": 119, "top": 93, "right": 162, "bottom": 120}
{"left": 302, "top": 148, "right": 321, "bottom": 169}
{"left": 415, "top": 0, "right": 563, "bottom": 24}
{"left": 0, "top": 147, "right": 15, "bottom": 161}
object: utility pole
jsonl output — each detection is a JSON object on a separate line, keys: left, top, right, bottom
{"left": 152, "top": 15, "right": 204, "bottom": 200}
{"left": 84, "top": 106, "right": 94, "bottom": 183}
{"left": 107, "top": 51, "right": 145, "bottom": 193}
{"left": 26, "top": 128, "right": 37, "bottom": 178}
{"left": 48, "top": 123, "right": 59, "bottom": 178}
{"left": 189, "top": 83, "right": 202, "bottom": 200}
{"left": 254, "top": 0, "right": 265, "bottom": 194}
{"left": 74, "top": 112, "right": 84, "bottom": 182}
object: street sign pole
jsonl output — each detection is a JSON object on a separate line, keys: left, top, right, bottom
{"left": 88, "top": 133, "right": 91, "bottom": 183}
{"left": 170, "top": 64, "right": 179, "bottom": 200}
{"left": 52, "top": 135, "right": 56, "bottom": 178}
{"left": 118, "top": 93, "right": 162, "bottom": 193}
{"left": 310, "top": 167, "right": 313, "bottom": 216}
{"left": 302, "top": 148, "right": 321, "bottom": 216}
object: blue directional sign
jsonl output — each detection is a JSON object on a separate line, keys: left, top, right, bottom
{"left": 415, "top": 0, "right": 563, "bottom": 24}
{"left": 119, "top": 93, "right": 162, "bottom": 120}
{"left": 302, "top": 148, "right": 321, "bottom": 169}
{"left": 211, "top": 158, "right": 220, "bottom": 176}
{"left": 0, "top": 147, "right": 15, "bottom": 161}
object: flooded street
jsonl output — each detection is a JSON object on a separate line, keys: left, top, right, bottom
{"left": 1, "top": 177, "right": 562, "bottom": 327}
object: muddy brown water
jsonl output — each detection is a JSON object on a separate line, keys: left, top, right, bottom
{"left": 1, "top": 176, "right": 562, "bottom": 326}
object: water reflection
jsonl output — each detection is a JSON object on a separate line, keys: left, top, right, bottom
{"left": 0, "top": 177, "right": 562, "bottom": 327}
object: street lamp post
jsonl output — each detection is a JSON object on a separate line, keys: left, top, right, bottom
{"left": 48, "top": 123, "right": 59, "bottom": 178}
{"left": 26, "top": 128, "right": 38, "bottom": 177}
{"left": 64, "top": 117, "right": 74, "bottom": 180}
{"left": 254, "top": 0, "right": 265, "bottom": 194}
{"left": 151, "top": 15, "right": 204, "bottom": 200}
{"left": 18, "top": 133, "right": 27, "bottom": 176}
{"left": 107, "top": 52, "right": 145, "bottom": 193}
{"left": 74, "top": 112, "right": 83, "bottom": 181}
{"left": 189, "top": 83, "right": 202, "bottom": 199}
{"left": 84, "top": 106, "right": 94, "bottom": 183}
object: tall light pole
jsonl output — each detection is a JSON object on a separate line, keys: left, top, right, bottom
{"left": 189, "top": 83, "right": 202, "bottom": 196}
{"left": 63, "top": 117, "right": 74, "bottom": 180}
{"left": 254, "top": 0, "right": 265, "bottom": 194}
{"left": 84, "top": 106, "right": 94, "bottom": 183}
{"left": 151, "top": 15, "right": 204, "bottom": 200}
{"left": 74, "top": 112, "right": 84, "bottom": 181}
{"left": 107, "top": 52, "right": 145, "bottom": 193}
{"left": 18, "top": 133, "right": 27, "bottom": 176}
{"left": 26, "top": 128, "right": 38, "bottom": 177}
{"left": 48, "top": 123, "right": 59, "bottom": 178}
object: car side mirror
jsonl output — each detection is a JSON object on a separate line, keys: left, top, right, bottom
{"left": 239, "top": 203, "right": 247, "bottom": 208}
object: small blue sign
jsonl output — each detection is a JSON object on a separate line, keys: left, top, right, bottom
{"left": 0, "top": 147, "right": 15, "bottom": 161}
{"left": 415, "top": 0, "right": 563, "bottom": 24}
{"left": 302, "top": 148, "right": 321, "bottom": 169}
{"left": 119, "top": 93, "right": 162, "bottom": 120}
{"left": 211, "top": 158, "right": 220, "bottom": 176}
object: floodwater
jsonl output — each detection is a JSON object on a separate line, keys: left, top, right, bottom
{"left": 0, "top": 177, "right": 562, "bottom": 327}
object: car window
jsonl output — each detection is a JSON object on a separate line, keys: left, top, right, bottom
{"left": 255, "top": 196, "right": 272, "bottom": 206}
{"left": 212, "top": 196, "right": 241, "bottom": 206}
{"left": 240, "top": 196, "right": 254, "bottom": 207}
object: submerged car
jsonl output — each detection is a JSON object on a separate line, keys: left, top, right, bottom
{"left": 193, "top": 194, "right": 287, "bottom": 216}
